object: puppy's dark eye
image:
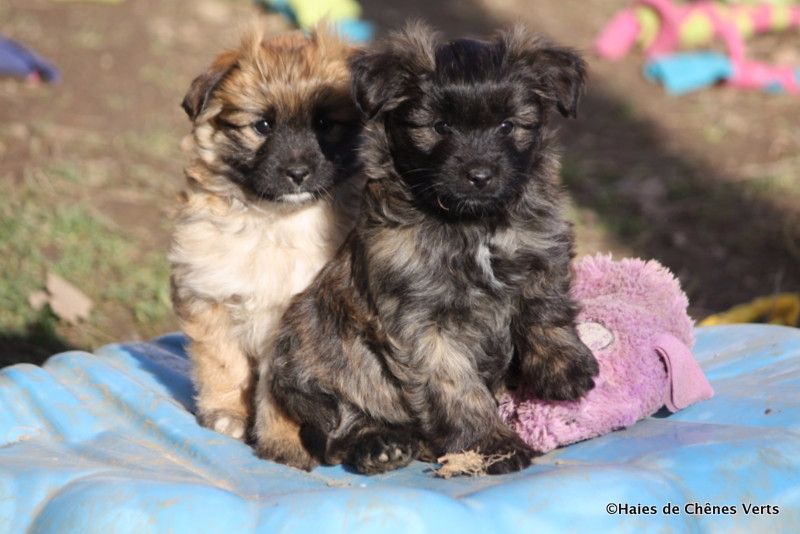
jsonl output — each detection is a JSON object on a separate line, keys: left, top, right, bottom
{"left": 317, "top": 117, "right": 333, "bottom": 132}
{"left": 498, "top": 121, "right": 514, "bottom": 136}
{"left": 252, "top": 119, "right": 271, "bottom": 135}
{"left": 433, "top": 121, "right": 451, "bottom": 135}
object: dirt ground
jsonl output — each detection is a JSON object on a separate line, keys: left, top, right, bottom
{"left": 1, "top": 0, "right": 798, "bottom": 365}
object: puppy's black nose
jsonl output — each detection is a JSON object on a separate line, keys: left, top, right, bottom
{"left": 467, "top": 166, "right": 493, "bottom": 189}
{"left": 285, "top": 165, "right": 310, "bottom": 185}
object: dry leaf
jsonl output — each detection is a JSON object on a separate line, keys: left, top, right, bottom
{"left": 45, "top": 272, "right": 94, "bottom": 323}
{"left": 28, "top": 291, "right": 49, "bottom": 311}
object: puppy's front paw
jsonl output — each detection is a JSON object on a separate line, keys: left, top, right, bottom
{"left": 523, "top": 330, "right": 599, "bottom": 401}
{"left": 348, "top": 431, "right": 418, "bottom": 475}
{"left": 481, "top": 434, "right": 537, "bottom": 475}
{"left": 198, "top": 409, "right": 248, "bottom": 440}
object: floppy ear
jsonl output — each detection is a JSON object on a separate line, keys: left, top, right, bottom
{"left": 537, "top": 46, "right": 587, "bottom": 118}
{"left": 502, "top": 27, "right": 587, "bottom": 118}
{"left": 349, "top": 49, "right": 406, "bottom": 119}
{"left": 181, "top": 50, "right": 238, "bottom": 121}
{"left": 350, "top": 21, "right": 437, "bottom": 119}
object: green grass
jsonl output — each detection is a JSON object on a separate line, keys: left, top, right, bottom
{"left": 561, "top": 159, "right": 648, "bottom": 241}
{"left": 0, "top": 180, "right": 172, "bottom": 346}
{"left": 46, "top": 162, "right": 84, "bottom": 183}
{"left": 72, "top": 28, "right": 104, "bottom": 50}
{"left": 117, "top": 126, "right": 179, "bottom": 162}
{"left": 139, "top": 63, "right": 184, "bottom": 94}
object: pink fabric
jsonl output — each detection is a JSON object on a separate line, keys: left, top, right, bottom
{"left": 595, "top": 1, "right": 800, "bottom": 93}
{"left": 639, "top": 0, "right": 682, "bottom": 57}
{"left": 639, "top": 0, "right": 746, "bottom": 60}
{"left": 656, "top": 332, "right": 714, "bottom": 411}
{"left": 732, "top": 60, "right": 800, "bottom": 93}
{"left": 500, "top": 254, "right": 713, "bottom": 453}
{"left": 594, "top": 9, "right": 642, "bottom": 60}
{"left": 700, "top": 3, "right": 746, "bottom": 62}
{"left": 751, "top": 5, "right": 774, "bottom": 32}
{"left": 601, "top": 1, "right": 800, "bottom": 59}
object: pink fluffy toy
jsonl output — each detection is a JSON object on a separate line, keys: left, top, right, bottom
{"left": 499, "top": 254, "right": 714, "bottom": 453}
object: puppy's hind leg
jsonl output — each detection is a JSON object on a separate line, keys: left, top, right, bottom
{"left": 253, "top": 389, "right": 317, "bottom": 471}
{"left": 265, "top": 370, "right": 418, "bottom": 474}
{"left": 265, "top": 353, "right": 418, "bottom": 474}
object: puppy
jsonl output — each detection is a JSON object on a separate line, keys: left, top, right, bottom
{"left": 254, "top": 23, "right": 599, "bottom": 474}
{"left": 170, "top": 27, "right": 363, "bottom": 443}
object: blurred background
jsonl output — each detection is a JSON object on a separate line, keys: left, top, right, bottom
{"left": 1, "top": 0, "right": 798, "bottom": 366}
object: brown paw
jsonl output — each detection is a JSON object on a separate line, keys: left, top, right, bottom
{"left": 198, "top": 409, "right": 248, "bottom": 440}
{"left": 348, "top": 431, "right": 418, "bottom": 475}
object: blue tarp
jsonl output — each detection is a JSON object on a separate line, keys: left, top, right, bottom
{"left": 1, "top": 324, "right": 798, "bottom": 532}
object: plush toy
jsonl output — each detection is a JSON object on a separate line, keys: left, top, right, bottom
{"left": 499, "top": 255, "right": 714, "bottom": 453}
{"left": 595, "top": 0, "right": 800, "bottom": 94}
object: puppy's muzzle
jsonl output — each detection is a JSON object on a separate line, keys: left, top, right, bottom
{"left": 466, "top": 166, "right": 494, "bottom": 189}
{"left": 285, "top": 165, "right": 311, "bottom": 185}
{"left": 275, "top": 130, "right": 321, "bottom": 187}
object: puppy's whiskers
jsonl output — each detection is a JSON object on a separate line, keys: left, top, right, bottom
{"left": 410, "top": 182, "right": 440, "bottom": 196}
{"left": 403, "top": 167, "right": 435, "bottom": 176}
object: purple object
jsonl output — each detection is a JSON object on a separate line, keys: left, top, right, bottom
{"left": 500, "top": 254, "right": 714, "bottom": 452}
{"left": 0, "top": 35, "right": 59, "bottom": 82}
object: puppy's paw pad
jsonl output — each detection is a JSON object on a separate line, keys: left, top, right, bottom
{"left": 198, "top": 410, "right": 247, "bottom": 440}
{"left": 351, "top": 432, "right": 417, "bottom": 475}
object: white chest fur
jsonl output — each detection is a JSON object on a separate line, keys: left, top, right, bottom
{"left": 170, "top": 198, "right": 343, "bottom": 354}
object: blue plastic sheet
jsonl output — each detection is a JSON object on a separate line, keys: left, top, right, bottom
{"left": 1, "top": 325, "right": 798, "bottom": 533}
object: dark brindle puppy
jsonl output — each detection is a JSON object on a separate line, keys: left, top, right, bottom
{"left": 254, "top": 23, "right": 599, "bottom": 474}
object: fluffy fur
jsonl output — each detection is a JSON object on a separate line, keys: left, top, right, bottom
{"left": 500, "top": 254, "right": 712, "bottom": 452}
{"left": 254, "top": 23, "right": 598, "bottom": 474}
{"left": 170, "top": 27, "right": 364, "bottom": 443}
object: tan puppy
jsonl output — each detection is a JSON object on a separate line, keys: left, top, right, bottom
{"left": 170, "top": 27, "right": 363, "bottom": 441}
